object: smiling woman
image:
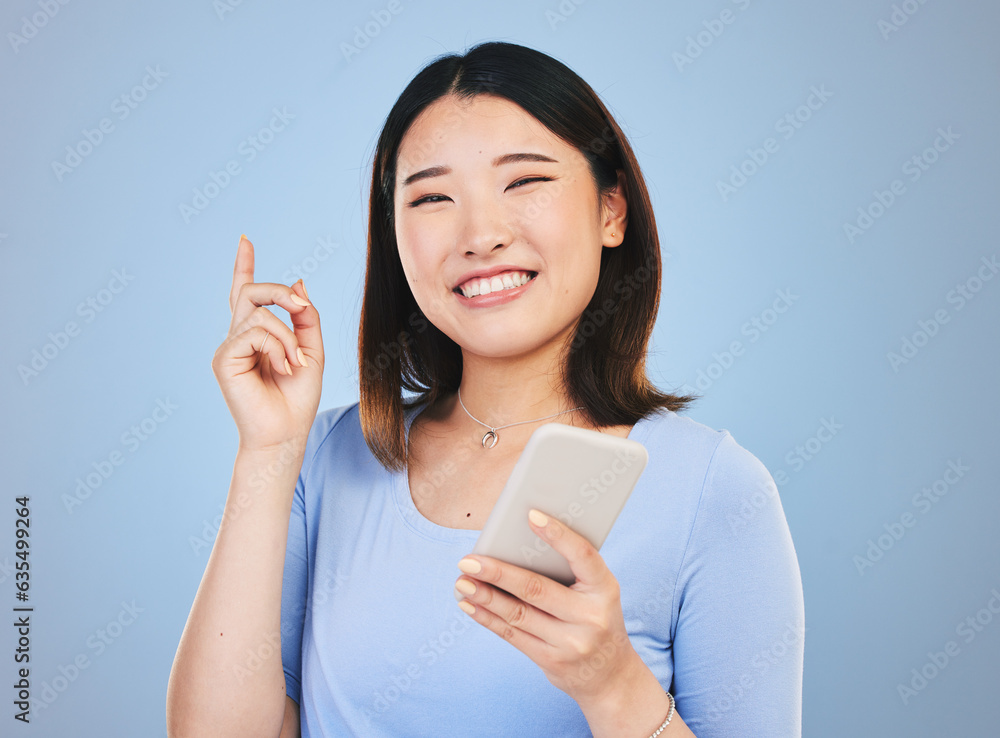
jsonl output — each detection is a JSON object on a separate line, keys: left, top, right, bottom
{"left": 167, "top": 41, "right": 804, "bottom": 738}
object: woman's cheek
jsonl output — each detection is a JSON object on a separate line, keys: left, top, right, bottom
{"left": 514, "top": 184, "right": 566, "bottom": 228}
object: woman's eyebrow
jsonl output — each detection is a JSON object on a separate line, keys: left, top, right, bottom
{"left": 401, "top": 152, "right": 559, "bottom": 188}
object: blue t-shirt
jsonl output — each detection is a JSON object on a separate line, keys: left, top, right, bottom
{"left": 280, "top": 401, "right": 804, "bottom": 737}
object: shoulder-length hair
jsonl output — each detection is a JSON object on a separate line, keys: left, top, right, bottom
{"left": 358, "top": 41, "right": 697, "bottom": 471}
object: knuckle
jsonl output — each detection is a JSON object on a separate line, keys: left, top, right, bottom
{"left": 522, "top": 575, "right": 545, "bottom": 603}
{"left": 508, "top": 601, "right": 529, "bottom": 628}
{"left": 576, "top": 542, "right": 597, "bottom": 563}
{"left": 587, "top": 612, "right": 612, "bottom": 633}
{"left": 478, "top": 585, "right": 496, "bottom": 608}
{"left": 488, "top": 565, "right": 504, "bottom": 587}
{"left": 565, "top": 634, "right": 589, "bottom": 657}
{"left": 499, "top": 624, "right": 516, "bottom": 642}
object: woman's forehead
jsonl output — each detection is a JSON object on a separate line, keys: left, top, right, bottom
{"left": 396, "top": 95, "right": 575, "bottom": 184}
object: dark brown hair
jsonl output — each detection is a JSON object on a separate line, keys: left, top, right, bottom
{"left": 358, "top": 41, "right": 697, "bottom": 471}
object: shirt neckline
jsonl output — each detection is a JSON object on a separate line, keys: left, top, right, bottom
{"left": 390, "top": 400, "right": 657, "bottom": 543}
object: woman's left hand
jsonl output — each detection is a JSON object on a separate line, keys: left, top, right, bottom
{"left": 454, "top": 508, "right": 642, "bottom": 706}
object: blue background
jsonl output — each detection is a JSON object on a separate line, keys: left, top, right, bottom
{"left": 1, "top": 0, "right": 998, "bottom": 735}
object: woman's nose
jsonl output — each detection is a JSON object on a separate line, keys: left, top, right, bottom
{"left": 459, "top": 194, "right": 514, "bottom": 256}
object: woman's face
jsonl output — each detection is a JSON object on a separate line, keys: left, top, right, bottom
{"left": 393, "top": 93, "right": 624, "bottom": 364}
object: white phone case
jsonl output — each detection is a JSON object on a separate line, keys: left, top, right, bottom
{"left": 469, "top": 422, "right": 649, "bottom": 587}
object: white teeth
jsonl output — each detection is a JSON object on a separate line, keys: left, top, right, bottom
{"left": 458, "top": 271, "right": 533, "bottom": 298}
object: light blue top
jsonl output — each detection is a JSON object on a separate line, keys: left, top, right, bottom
{"left": 281, "top": 401, "right": 804, "bottom": 737}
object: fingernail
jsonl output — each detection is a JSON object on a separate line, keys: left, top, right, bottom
{"left": 284, "top": 358, "right": 292, "bottom": 374}
{"left": 239, "top": 233, "right": 248, "bottom": 245}
{"left": 458, "top": 601, "right": 475, "bottom": 615}
{"left": 457, "top": 558, "right": 482, "bottom": 575}
{"left": 455, "top": 579, "right": 476, "bottom": 596}
{"left": 296, "top": 348, "right": 309, "bottom": 368}
{"left": 298, "top": 279, "right": 310, "bottom": 301}
{"left": 528, "top": 509, "right": 548, "bottom": 527}
{"left": 290, "top": 293, "right": 311, "bottom": 307}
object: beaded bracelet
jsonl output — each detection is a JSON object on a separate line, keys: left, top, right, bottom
{"left": 648, "top": 691, "right": 675, "bottom": 737}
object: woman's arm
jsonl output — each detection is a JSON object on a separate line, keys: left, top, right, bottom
{"left": 167, "top": 236, "right": 323, "bottom": 737}
{"left": 166, "top": 443, "right": 305, "bottom": 737}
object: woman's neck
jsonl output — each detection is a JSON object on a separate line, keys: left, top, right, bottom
{"left": 448, "top": 348, "right": 582, "bottom": 436}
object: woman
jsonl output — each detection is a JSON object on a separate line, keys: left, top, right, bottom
{"left": 167, "top": 42, "right": 804, "bottom": 737}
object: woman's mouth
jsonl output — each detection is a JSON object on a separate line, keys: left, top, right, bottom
{"left": 453, "top": 270, "right": 537, "bottom": 299}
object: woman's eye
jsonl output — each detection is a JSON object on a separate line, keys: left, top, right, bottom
{"left": 407, "top": 177, "right": 553, "bottom": 207}
{"left": 509, "top": 176, "right": 552, "bottom": 190}
{"left": 408, "top": 194, "right": 448, "bottom": 207}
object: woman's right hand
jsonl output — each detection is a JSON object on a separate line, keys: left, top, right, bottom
{"left": 211, "top": 234, "right": 324, "bottom": 451}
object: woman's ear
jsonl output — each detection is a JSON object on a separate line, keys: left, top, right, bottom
{"left": 602, "top": 169, "right": 628, "bottom": 248}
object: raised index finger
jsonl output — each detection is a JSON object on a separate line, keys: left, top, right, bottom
{"left": 229, "top": 234, "right": 254, "bottom": 314}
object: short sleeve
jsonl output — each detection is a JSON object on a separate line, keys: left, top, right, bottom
{"left": 279, "top": 457, "right": 309, "bottom": 705}
{"left": 279, "top": 406, "right": 352, "bottom": 706}
{"left": 671, "top": 432, "right": 805, "bottom": 737}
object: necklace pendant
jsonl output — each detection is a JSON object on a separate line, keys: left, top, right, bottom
{"left": 482, "top": 429, "right": 499, "bottom": 449}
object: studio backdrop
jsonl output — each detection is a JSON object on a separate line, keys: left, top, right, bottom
{"left": 1, "top": 0, "right": 997, "bottom": 735}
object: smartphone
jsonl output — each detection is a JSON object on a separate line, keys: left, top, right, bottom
{"left": 467, "top": 422, "right": 649, "bottom": 588}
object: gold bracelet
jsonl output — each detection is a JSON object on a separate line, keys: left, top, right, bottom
{"left": 648, "top": 691, "right": 675, "bottom": 737}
